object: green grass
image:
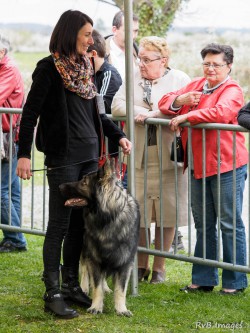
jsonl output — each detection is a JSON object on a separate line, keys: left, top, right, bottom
{"left": 1, "top": 235, "right": 249, "bottom": 333}
{"left": 13, "top": 52, "right": 49, "bottom": 97}
{"left": 14, "top": 52, "right": 49, "bottom": 72}
{"left": 12, "top": 52, "right": 49, "bottom": 186}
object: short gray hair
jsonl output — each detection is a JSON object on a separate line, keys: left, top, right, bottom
{"left": 0, "top": 35, "right": 10, "bottom": 54}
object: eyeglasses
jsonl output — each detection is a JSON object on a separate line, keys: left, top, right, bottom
{"left": 137, "top": 57, "right": 163, "bottom": 65}
{"left": 202, "top": 62, "right": 227, "bottom": 70}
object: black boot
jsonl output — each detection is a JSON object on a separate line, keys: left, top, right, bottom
{"left": 61, "top": 265, "right": 92, "bottom": 307}
{"left": 42, "top": 271, "right": 78, "bottom": 319}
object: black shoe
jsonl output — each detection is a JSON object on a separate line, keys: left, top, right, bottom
{"left": 138, "top": 268, "right": 151, "bottom": 282}
{"left": 180, "top": 285, "right": 214, "bottom": 292}
{"left": 219, "top": 288, "right": 245, "bottom": 295}
{"left": 61, "top": 265, "right": 92, "bottom": 307}
{"left": 44, "top": 290, "right": 79, "bottom": 319}
{"left": 42, "top": 271, "right": 78, "bottom": 319}
{"left": 0, "top": 240, "right": 27, "bottom": 253}
{"left": 150, "top": 271, "right": 166, "bottom": 284}
{"left": 61, "top": 285, "right": 92, "bottom": 307}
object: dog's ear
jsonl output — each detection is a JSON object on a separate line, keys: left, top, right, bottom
{"left": 97, "top": 163, "right": 105, "bottom": 179}
{"left": 109, "top": 158, "right": 116, "bottom": 173}
{"left": 97, "top": 158, "right": 114, "bottom": 183}
{"left": 104, "top": 158, "right": 113, "bottom": 179}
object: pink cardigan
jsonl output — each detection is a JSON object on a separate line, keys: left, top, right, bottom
{"left": 158, "top": 77, "right": 248, "bottom": 179}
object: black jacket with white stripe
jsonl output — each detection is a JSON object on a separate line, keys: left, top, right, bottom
{"left": 94, "top": 60, "right": 122, "bottom": 114}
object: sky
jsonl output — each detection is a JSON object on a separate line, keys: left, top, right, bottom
{"left": 173, "top": 0, "right": 250, "bottom": 29}
{"left": 0, "top": 0, "right": 250, "bottom": 29}
{"left": 0, "top": 0, "right": 118, "bottom": 26}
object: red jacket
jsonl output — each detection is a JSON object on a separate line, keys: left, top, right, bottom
{"left": 158, "top": 77, "right": 248, "bottom": 179}
{"left": 0, "top": 55, "right": 24, "bottom": 134}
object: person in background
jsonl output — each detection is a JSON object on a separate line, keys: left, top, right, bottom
{"left": 112, "top": 36, "right": 190, "bottom": 284}
{"left": 159, "top": 43, "right": 248, "bottom": 294}
{"left": 106, "top": 13, "right": 185, "bottom": 250}
{"left": 16, "top": 10, "right": 132, "bottom": 319}
{"left": 0, "top": 35, "right": 27, "bottom": 253}
{"left": 237, "top": 101, "right": 250, "bottom": 129}
{"left": 87, "top": 29, "right": 122, "bottom": 166}
{"left": 88, "top": 29, "right": 122, "bottom": 113}
{"left": 105, "top": 11, "right": 139, "bottom": 188}
{"left": 105, "top": 10, "right": 139, "bottom": 80}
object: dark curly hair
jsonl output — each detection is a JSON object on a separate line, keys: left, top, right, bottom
{"left": 201, "top": 43, "right": 234, "bottom": 64}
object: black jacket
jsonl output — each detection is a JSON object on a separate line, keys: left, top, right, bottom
{"left": 94, "top": 60, "right": 122, "bottom": 114}
{"left": 238, "top": 101, "right": 250, "bottom": 130}
{"left": 18, "top": 56, "right": 126, "bottom": 160}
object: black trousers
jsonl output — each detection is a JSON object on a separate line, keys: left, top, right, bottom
{"left": 43, "top": 161, "right": 97, "bottom": 272}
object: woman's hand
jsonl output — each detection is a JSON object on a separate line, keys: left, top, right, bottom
{"left": 173, "top": 91, "right": 202, "bottom": 108}
{"left": 169, "top": 114, "right": 188, "bottom": 131}
{"left": 135, "top": 111, "right": 158, "bottom": 124}
{"left": 119, "top": 138, "right": 132, "bottom": 155}
{"left": 16, "top": 157, "right": 32, "bottom": 180}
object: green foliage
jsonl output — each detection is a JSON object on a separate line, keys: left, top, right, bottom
{"left": 104, "top": 0, "right": 188, "bottom": 39}
{"left": 112, "top": 0, "right": 124, "bottom": 9}
{"left": 135, "top": 0, "right": 182, "bottom": 38}
{"left": 0, "top": 234, "right": 249, "bottom": 333}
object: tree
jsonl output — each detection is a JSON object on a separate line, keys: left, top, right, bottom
{"left": 98, "top": 0, "right": 189, "bottom": 38}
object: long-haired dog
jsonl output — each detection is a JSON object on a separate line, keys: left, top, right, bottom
{"left": 59, "top": 159, "right": 140, "bottom": 316}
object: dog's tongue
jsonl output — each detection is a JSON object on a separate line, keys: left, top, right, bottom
{"left": 64, "top": 198, "right": 88, "bottom": 207}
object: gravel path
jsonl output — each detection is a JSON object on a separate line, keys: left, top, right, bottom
{"left": 21, "top": 185, "right": 49, "bottom": 230}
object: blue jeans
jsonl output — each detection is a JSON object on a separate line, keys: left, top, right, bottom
{"left": 1, "top": 146, "right": 26, "bottom": 247}
{"left": 191, "top": 165, "right": 248, "bottom": 289}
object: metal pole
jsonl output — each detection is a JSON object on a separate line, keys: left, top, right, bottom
{"left": 124, "top": 0, "right": 138, "bottom": 295}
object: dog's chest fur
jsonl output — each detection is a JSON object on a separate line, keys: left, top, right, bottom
{"left": 83, "top": 178, "right": 140, "bottom": 270}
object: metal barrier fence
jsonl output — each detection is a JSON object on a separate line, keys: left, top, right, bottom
{"left": 0, "top": 108, "right": 250, "bottom": 276}
{"left": 0, "top": 108, "right": 48, "bottom": 237}
{"left": 138, "top": 117, "right": 250, "bottom": 275}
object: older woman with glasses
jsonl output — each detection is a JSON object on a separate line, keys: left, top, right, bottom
{"left": 112, "top": 36, "right": 190, "bottom": 284}
{"left": 159, "top": 43, "right": 248, "bottom": 294}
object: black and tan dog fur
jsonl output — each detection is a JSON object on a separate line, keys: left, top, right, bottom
{"left": 59, "top": 159, "right": 140, "bottom": 316}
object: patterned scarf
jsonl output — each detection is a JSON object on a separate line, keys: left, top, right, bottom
{"left": 140, "top": 69, "right": 171, "bottom": 146}
{"left": 52, "top": 52, "right": 97, "bottom": 99}
{"left": 142, "top": 79, "right": 152, "bottom": 110}
{"left": 141, "top": 79, "right": 157, "bottom": 146}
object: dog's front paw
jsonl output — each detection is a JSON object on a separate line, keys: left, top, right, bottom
{"left": 87, "top": 306, "right": 103, "bottom": 315}
{"left": 115, "top": 303, "right": 133, "bottom": 317}
{"left": 116, "top": 309, "right": 133, "bottom": 317}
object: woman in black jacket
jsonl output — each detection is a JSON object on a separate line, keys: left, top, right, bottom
{"left": 16, "top": 10, "right": 131, "bottom": 319}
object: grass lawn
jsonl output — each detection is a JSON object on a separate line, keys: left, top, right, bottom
{"left": 0, "top": 234, "right": 249, "bottom": 333}
{"left": 3, "top": 51, "right": 250, "bottom": 332}
{"left": 14, "top": 52, "right": 49, "bottom": 72}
